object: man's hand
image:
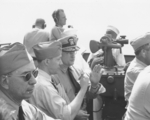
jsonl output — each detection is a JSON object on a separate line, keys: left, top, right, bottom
{"left": 79, "top": 74, "right": 89, "bottom": 90}
{"left": 75, "top": 110, "right": 90, "bottom": 120}
{"left": 90, "top": 64, "right": 104, "bottom": 87}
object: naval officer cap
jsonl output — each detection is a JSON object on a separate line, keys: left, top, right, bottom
{"left": 58, "top": 29, "right": 80, "bottom": 52}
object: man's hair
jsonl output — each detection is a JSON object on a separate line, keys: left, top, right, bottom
{"left": 135, "top": 43, "right": 150, "bottom": 56}
{"left": 0, "top": 99, "right": 14, "bottom": 120}
{"left": 52, "top": 9, "right": 64, "bottom": 23}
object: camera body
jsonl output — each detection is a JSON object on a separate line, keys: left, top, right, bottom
{"left": 100, "top": 34, "right": 128, "bottom": 47}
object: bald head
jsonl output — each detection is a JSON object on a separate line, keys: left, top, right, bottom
{"left": 32, "top": 18, "right": 46, "bottom": 29}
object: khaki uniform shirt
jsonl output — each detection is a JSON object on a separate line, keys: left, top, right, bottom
{"left": 124, "top": 58, "right": 147, "bottom": 101}
{"left": 125, "top": 66, "right": 150, "bottom": 120}
{"left": 0, "top": 90, "right": 57, "bottom": 120}
{"left": 29, "top": 69, "right": 71, "bottom": 120}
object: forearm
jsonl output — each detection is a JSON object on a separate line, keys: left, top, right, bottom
{"left": 86, "top": 83, "right": 100, "bottom": 99}
{"left": 69, "top": 88, "right": 87, "bottom": 120}
{"left": 86, "top": 83, "right": 106, "bottom": 99}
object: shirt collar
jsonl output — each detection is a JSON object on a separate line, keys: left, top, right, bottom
{"left": 0, "top": 90, "right": 19, "bottom": 110}
{"left": 59, "top": 64, "right": 69, "bottom": 73}
{"left": 38, "top": 69, "right": 53, "bottom": 83}
{"left": 38, "top": 69, "right": 50, "bottom": 78}
{"left": 135, "top": 57, "right": 147, "bottom": 67}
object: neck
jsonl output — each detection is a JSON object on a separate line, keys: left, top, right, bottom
{"left": 56, "top": 24, "right": 63, "bottom": 27}
{"left": 38, "top": 63, "right": 51, "bottom": 74}
{"left": 136, "top": 56, "right": 148, "bottom": 65}
{"left": 60, "top": 63, "right": 69, "bottom": 70}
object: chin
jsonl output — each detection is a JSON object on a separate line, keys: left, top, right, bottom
{"left": 53, "top": 72, "right": 57, "bottom": 75}
{"left": 24, "top": 94, "right": 33, "bottom": 100}
{"left": 51, "top": 71, "right": 58, "bottom": 75}
{"left": 69, "top": 62, "right": 74, "bottom": 66}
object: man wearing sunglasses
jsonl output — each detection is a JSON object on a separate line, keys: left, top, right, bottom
{"left": 0, "top": 42, "right": 60, "bottom": 120}
{"left": 29, "top": 41, "right": 90, "bottom": 120}
{"left": 52, "top": 34, "right": 106, "bottom": 120}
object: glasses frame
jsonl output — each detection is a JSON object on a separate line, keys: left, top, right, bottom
{"left": 4, "top": 68, "right": 38, "bottom": 82}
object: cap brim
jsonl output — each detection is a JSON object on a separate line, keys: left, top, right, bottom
{"left": 58, "top": 35, "right": 77, "bottom": 44}
{"left": 62, "top": 46, "right": 80, "bottom": 52}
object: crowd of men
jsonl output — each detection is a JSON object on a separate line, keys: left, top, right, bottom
{"left": 1, "top": 8, "right": 150, "bottom": 120}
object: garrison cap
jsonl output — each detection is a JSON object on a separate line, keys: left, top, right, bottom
{"left": 130, "top": 32, "right": 150, "bottom": 52}
{"left": 33, "top": 41, "right": 62, "bottom": 61}
{"left": 0, "top": 42, "right": 33, "bottom": 76}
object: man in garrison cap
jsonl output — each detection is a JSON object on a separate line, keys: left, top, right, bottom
{"left": 52, "top": 33, "right": 106, "bottom": 120}
{"left": 28, "top": 41, "right": 90, "bottom": 120}
{"left": 0, "top": 42, "right": 60, "bottom": 120}
{"left": 124, "top": 32, "right": 150, "bottom": 120}
{"left": 23, "top": 18, "right": 50, "bottom": 60}
{"left": 124, "top": 32, "right": 150, "bottom": 101}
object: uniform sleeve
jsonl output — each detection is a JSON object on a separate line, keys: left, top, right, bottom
{"left": 144, "top": 81, "right": 150, "bottom": 117}
{"left": 86, "top": 83, "right": 106, "bottom": 99}
{"left": 71, "top": 66, "right": 106, "bottom": 99}
{"left": 22, "top": 100, "right": 60, "bottom": 120}
{"left": 124, "top": 70, "right": 140, "bottom": 100}
{"left": 31, "top": 83, "right": 71, "bottom": 120}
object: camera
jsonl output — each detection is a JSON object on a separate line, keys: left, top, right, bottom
{"left": 100, "top": 34, "right": 128, "bottom": 47}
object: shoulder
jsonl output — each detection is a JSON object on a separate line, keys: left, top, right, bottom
{"left": 22, "top": 100, "right": 36, "bottom": 114}
{"left": 71, "top": 66, "right": 84, "bottom": 77}
{"left": 72, "top": 65, "right": 83, "bottom": 72}
{"left": 38, "top": 29, "right": 49, "bottom": 35}
{"left": 34, "top": 74, "right": 54, "bottom": 90}
{"left": 127, "top": 59, "right": 144, "bottom": 73}
{"left": 51, "top": 74, "right": 60, "bottom": 85}
{"left": 24, "top": 29, "right": 35, "bottom": 38}
{"left": 51, "top": 26, "right": 63, "bottom": 33}
{"left": 51, "top": 26, "right": 58, "bottom": 32}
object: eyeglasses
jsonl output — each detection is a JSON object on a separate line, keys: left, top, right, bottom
{"left": 6, "top": 68, "right": 38, "bottom": 82}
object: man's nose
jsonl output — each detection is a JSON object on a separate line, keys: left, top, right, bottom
{"left": 29, "top": 75, "right": 37, "bottom": 85}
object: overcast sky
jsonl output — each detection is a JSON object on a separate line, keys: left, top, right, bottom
{"left": 0, "top": 0, "right": 150, "bottom": 55}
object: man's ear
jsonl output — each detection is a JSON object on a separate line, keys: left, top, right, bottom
{"left": 44, "top": 59, "right": 50, "bottom": 66}
{"left": 141, "top": 49, "right": 146, "bottom": 58}
{"left": 59, "top": 59, "right": 63, "bottom": 65}
{"left": 0, "top": 76, "right": 9, "bottom": 89}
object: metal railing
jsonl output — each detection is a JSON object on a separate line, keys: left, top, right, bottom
{"left": 0, "top": 43, "right": 11, "bottom": 48}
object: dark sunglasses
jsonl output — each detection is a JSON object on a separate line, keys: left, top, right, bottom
{"left": 6, "top": 68, "right": 38, "bottom": 82}
{"left": 21, "top": 68, "right": 38, "bottom": 81}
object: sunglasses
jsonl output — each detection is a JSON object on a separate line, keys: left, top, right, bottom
{"left": 21, "top": 68, "right": 38, "bottom": 81}
{"left": 6, "top": 68, "right": 38, "bottom": 82}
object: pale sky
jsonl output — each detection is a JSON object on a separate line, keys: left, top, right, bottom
{"left": 0, "top": 0, "right": 150, "bottom": 55}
